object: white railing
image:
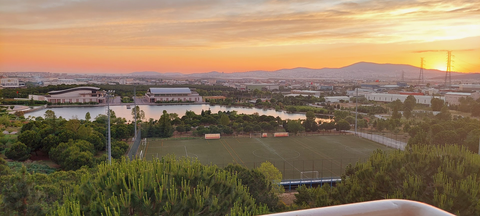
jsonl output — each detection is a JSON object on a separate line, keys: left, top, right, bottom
{"left": 264, "top": 199, "right": 454, "bottom": 216}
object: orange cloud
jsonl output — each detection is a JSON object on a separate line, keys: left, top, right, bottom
{"left": 0, "top": 0, "right": 479, "bottom": 73}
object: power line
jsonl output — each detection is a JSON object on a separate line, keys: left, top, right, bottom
{"left": 445, "top": 51, "right": 452, "bottom": 87}
{"left": 418, "top": 58, "right": 424, "bottom": 84}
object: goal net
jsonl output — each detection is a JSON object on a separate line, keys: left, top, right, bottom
{"left": 301, "top": 171, "right": 319, "bottom": 180}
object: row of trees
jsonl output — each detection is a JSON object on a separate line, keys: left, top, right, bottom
{"left": 140, "top": 109, "right": 360, "bottom": 138}
{"left": 4, "top": 110, "right": 134, "bottom": 170}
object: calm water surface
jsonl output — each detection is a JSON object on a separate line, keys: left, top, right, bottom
{"left": 26, "top": 104, "right": 314, "bottom": 121}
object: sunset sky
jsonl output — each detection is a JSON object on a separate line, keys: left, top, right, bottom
{"left": 0, "top": 0, "right": 479, "bottom": 74}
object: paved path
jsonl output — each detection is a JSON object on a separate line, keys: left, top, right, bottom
{"left": 347, "top": 131, "right": 406, "bottom": 150}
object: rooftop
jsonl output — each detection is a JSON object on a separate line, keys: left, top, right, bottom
{"left": 149, "top": 87, "right": 192, "bottom": 94}
{"left": 48, "top": 86, "right": 100, "bottom": 94}
{"left": 445, "top": 92, "right": 471, "bottom": 96}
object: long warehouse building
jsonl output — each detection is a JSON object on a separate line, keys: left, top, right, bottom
{"left": 365, "top": 93, "right": 443, "bottom": 106}
{"left": 145, "top": 87, "right": 202, "bottom": 103}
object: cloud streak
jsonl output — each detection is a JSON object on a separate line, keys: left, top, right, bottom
{"left": 0, "top": 0, "right": 479, "bottom": 49}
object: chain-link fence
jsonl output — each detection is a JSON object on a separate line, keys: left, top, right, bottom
{"left": 127, "top": 131, "right": 142, "bottom": 160}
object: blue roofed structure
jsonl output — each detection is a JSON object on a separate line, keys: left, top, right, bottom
{"left": 146, "top": 87, "right": 202, "bottom": 103}
{"left": 148, "top": 88, "right": 192, "bottom": 94}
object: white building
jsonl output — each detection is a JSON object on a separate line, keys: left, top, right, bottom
{"left": 145, "top": 88, "right": 202, "bottom": 103}
{"left": 365, "top": 93, "right": 443, "bottom": 106}
{"left": 324, "top": 96, "right": 350, "bottom": 103}
{"left": 30, "top": 86, "right": 106, "bottom": 104}
{"left": 444, "top": 92, "right": 480, "bottom": 106}
{"left": 1, "top": 78, "right": 20, "bottom": 88}
{"left": 347, "top": 88, "right": 374, "bottom": 97}
{"left": 290, "top": 90, "right": 322, "bottom": 97}
{"left": 459, "top": 84, "right": 480, "bottom": 91}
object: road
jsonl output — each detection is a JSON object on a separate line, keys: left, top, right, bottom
{"left": 346, "top": 131, "right": 406, "bottom": 150}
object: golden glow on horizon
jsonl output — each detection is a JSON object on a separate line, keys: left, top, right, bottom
{"left": 0, "top": 0, "right": 479, "bottom": 73}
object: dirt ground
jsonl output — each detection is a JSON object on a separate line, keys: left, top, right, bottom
{"left": 279, "top": 192, "right": 298, "bottom": 205}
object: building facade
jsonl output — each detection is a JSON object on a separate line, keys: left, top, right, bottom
{"left": 444, "top": 92, "right": 480, "bottom": 106}
{"left": 31, "top": 86, "right": 106, "bottom": 104}
{"left": 145, "top": 88, "right": 202, "bottom": 103}
{"left": 365, "top": 93, "right": 443, "bottom": 106}
{"left": 1, "top": 78, "right": 21, "bottom": 88}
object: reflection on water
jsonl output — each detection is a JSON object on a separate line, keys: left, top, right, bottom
{"left": 27, "top": 104, "right": 314, "bottom": 121}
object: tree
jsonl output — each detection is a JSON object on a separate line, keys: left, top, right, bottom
{"left": 176, "top": 125, "right": 185, "bottom": 133}
{"left": 431, "top": 98, "right": 444, "bottom": 111}
{"left": 404, "top": 95, "right": 416, "bottom": 110}
{"left": 65, "top": 119, "right": 81, "bottom": 133}
{"left": 436, "top": 105, "right": 451, "bottom": 121}
{"left": 294, "top": 145, "right": 480, "bottom": 215}
{"left": 286, "top": 120, "right": 305, "bottom": 135}
{"left": 1, "top": 166, "right": 47, "bottom": 216}
{"left": 131, "top": 106, "right": 145, "bottom": 121}
{"left": 44, "top": 110, "right": 57, "bottom": 131}
{"left": 17, "top": 130, "right": 40, "bottom": 153}
{"left": 334, "top": 110, "right": 349, "bottom": 121}
{"left": 219, "top": 114, "right": 230, "bottom": 126}
{"left": 390, "top": 99, "right": 403, "bottom": 111}
{"left": 111, "top": 141, "right": 129, "bottom": 159}
{"left": 335, "top": 119, "right": 351, "bottom": 131}
{"left": 256, "top": 161, "right": 284, "bottom": 194}
{"left": 224, "top": 164, "right": 279, "bottom": 211}
{"left": 44, "top": 110, "right": 56, "bottom": 120}
{"left": 5, "top": 142, "right": 30, "bottom": 161}
{"left": 85, "top": 112, "right": 91, "bottom": 122}
{"left": 49, "top": 140, "right": 95, "bottom": 170}
{"left": 157, "top": 110, "right": 174, "bottom": 138}
{"left": 303, "top": 111, "right": 318, "bottom": 132}
{"left": 391, "top": 106, "right": 402, "bottom": 120}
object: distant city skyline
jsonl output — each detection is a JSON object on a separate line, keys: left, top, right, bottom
{"left": 0, "top": 0, "right": 479, "bottom": 74}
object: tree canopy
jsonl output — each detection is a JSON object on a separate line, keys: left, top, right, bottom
{"left": 295, "top": 145, "right": 480, "bottom": 215}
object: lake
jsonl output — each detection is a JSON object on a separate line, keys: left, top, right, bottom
{"left": 26, "top": 104, "right": 320, "bottom": 121}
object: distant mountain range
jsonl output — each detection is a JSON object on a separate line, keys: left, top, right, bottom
{"left": 128, "top": 62, "right": 477, "bottom": 80}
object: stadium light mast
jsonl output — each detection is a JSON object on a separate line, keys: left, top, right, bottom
{"left": 107, "top": 90, "right": 115, "bottom": 164}
{"left": 134, "top": 86, "right": 137, "bottom": 140}
{"left": 355, "top": 87, "right": 358, "bottom": 135}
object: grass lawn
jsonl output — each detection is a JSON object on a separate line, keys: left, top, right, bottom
{"left": 141, "top": 135, "right": 394, "bottom": 180}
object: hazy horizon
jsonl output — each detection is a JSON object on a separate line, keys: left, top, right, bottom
{"left": 1, "top": 0, "right": 479, "bottom": 74}
{"left": 2, "top": 61, "right": 473, "bottom": 75}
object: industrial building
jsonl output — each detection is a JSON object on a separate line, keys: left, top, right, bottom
{"left": 365, "top": 93, "right": 443, "bottom": 106}
{"left": 459, "top": 84, "right": 480, "bottom": 91}
{"left": 324, "top": 96, "right": 350, "bottom": 103}
{"left": 290, "top": 90, "right": 321, "bottom": 97}
{"left": 145, "top": 87, "right": 202, "bottom": 103}
{"left": 444, "top": 92, "right": 480, "bottom": 106}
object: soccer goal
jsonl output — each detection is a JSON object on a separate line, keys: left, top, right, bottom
{"left": 301, "top": 171, "right": 319, "bottom": 180}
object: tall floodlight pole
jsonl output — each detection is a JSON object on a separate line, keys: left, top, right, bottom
{"left": 134, "top": 86, "right": 137, "bottom": 140}
{"left": 355, "top": 87, "right": 358, "bottom": 135}
{"left": 107, "top": 90, "right": 115, "bottom": 164}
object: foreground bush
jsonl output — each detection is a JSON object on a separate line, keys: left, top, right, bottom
{"left": 295, "top": 145, "right": 480, "bottom": 215}
{"left": 53, "top": 156, "right": 268, "bottom": 215}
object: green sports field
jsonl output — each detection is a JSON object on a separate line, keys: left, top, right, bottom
{"left": 141, "top": 135, "right": 394, "bottom": 180}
